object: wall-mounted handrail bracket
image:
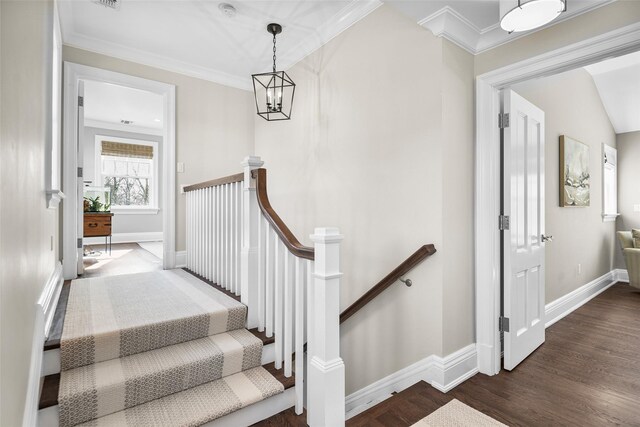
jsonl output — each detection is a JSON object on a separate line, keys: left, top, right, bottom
{"left": 399, "top": 277, "right": 412, "bottom": 287}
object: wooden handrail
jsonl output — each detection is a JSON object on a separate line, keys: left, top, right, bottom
{"left": 340, "top": 244, "right": 436, "bottom": 324}
{"left": 183, "top": 172, "right": 244, "bottom": 192}
{"left": 253, "top": 168, "right": 315, "bottom": 260}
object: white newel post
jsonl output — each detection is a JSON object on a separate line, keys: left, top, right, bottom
{"left": 241, "top": 155, "right": 264, "bottom": 329}
{"left": 309, "top": 227, "right": 345, "bottom": 427}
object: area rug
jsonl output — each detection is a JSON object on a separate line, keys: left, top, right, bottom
{"left": 61, "top": 269, "right": 247, "bottom": 370}
{"left": 412, "top": 399, "right": 507, "bottom": 426}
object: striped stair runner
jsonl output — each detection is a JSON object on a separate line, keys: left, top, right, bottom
{"left": 56, "top": 270, "right": 285, "bottom": 427}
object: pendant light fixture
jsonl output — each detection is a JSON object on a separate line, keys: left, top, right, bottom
{"left": 500, "top": 0, "right": 567, "bottom": 33}
{"left": 252, "top": 23, "right": 295, "bottom": 121}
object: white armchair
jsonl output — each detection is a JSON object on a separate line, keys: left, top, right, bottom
{"left": 617, "top": 231, "right": 640, "bottom": 289}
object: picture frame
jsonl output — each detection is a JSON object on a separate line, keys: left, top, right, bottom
{"left": 559, "top": 135, "right": 590, "bottom": 207}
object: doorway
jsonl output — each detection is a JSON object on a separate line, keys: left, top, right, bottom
{"left": 475, "top": 23, "right": 640, "bottom": 376}
{"left": 62, "top": 63, "right": 176, "bottom": 280}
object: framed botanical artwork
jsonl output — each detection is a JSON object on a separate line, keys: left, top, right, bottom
{"left": 560, "top": 135, "right": 590, "bottom": 207}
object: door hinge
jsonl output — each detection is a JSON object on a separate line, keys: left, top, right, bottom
{"left": 498, "top": 113, "right": 510, "bottom": 129}
{"left": 77, "top": 238, "right": 83, "bottom": 249}
{"left": 499, "top": 316, "right": 510, "bottom": 333}
{"left": 499, "top": 215, "right": 510, "bottom": 231}
{"left": 78, "top": 95, "right": 84, "bottom": 107}
{"left": 77, "top": 167, "right": 83, "bottom": 178}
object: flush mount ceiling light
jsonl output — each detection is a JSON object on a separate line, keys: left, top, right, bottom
{"left": 500, "top": 0, "right": 566, "bottom": 33}
{"left": 218, "top": 3, "right": 236, "bottom": 18}
{"left": 252, "top": 23, "right": 295, "bottom": 121}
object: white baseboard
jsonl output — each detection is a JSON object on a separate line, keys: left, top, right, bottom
{"left": 545, "top": 270, "right": 620, "bottom": 328}
{"left": 175, "top": 250, "right": 187, "bottom": 268}
{"left": 429, "top": 344, "right": 479, "bottom": 392}
{"left": 39, "top": 262, "right": 64, "bottom": 339}
{"left": 345, "top": 344, "right": 477, "bottom": 420}
{"left": 25, "top": 263, "right": 62, "bottom": 426}
{"left": 614, "top": 268, "right": 629, "bottom": 283}
{"left": 84, "top": 231, "right": 163, "bottom": 245}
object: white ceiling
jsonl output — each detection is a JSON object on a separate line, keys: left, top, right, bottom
{"left": 84, "top": 80, "right": 164, "bottom": 132}
{"left": 58, "top": 0, "right": 616, "bottom": 91}
{"left": 58, "top": 0, "right": 381, "bottom": 90}
{"left": 585, "top": 50, "right": 640, "bottom": 134}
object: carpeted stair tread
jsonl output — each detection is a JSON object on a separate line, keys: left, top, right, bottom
{"left": 58, "top": 329, "right": 263, "bottom": 427}
{"left": 61, "top": 269, "right": 247, "bottom": 370}
{"left": 75, "top": 366, "right": 284, "bottom": 427}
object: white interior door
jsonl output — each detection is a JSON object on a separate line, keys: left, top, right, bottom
{"left": 502, "top": 89, "right": 546, "bottom": 371}
{"left": 77, "top": 81, "right": 85, "bottom": 275}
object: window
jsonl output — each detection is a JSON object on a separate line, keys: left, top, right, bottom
{"left": 602, "top": 144, "right": 618, "bottom": 222}
{"left": 96, "top": 136, "right": 158, "bottom": 213}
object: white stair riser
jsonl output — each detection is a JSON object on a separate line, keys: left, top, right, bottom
{"left": 37, "top": 387, "right": 296, "bottom": 427}
{"left": 43, "top": 348, "right": 60, "bottom": 376}
{"left": 261, "top": 342, "right": 275, "bottom": 365}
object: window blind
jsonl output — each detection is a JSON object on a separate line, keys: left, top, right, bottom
{"left": 101, "top": 141, "right": 153, "bottom": 159}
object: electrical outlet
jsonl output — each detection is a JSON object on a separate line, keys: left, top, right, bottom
{"left": 577, "top": 263, "right": 582, "bottom": 276}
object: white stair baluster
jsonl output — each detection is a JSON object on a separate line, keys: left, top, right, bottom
{"left": 274, "top": 237, "right": 283, "bottom": 369}
{"left": 284, "top": 251, "right": 293, "bottom": 377}
{"left": 295, "top": 257, "right": 305, "bottom": 414}
{"left": 265, "top": 224, "right": 274, "bottom": 338}
{"left": 236, "top": 181, "right": 241, "bottom": 296}
{"left": 257, "top": 214, "right": 266, "bottom": 332}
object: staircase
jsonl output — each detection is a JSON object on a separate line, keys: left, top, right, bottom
{"left": 39, "top": 270, "right": 295, "bottom": 426}
{"left": 40, "top": 156, "right": 346, "bottom": 426}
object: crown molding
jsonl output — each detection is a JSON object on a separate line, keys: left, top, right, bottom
{"left": 419, "top": 0, "right": 617, "bottom": 55}
{"left": 63, "top": 32, "right": 254, "bottom": 91}
{"left": 59, "top": 0, "right": 382, "bottom": 91}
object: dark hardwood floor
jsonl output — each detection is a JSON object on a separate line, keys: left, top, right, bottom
{"left": 255, "top": 283, "right": 640, "bottom": 426}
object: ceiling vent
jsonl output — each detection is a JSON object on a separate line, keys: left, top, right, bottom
{"left": 94, "top": 0, "right": 120, "bottom": 10}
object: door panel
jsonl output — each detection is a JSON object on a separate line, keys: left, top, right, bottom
{"left": 503, "top": 89, "right": 546, "bottom": 371}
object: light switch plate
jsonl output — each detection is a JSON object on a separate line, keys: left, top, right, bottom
{"left": 634, "top": 204, "right": 640, "bottom": 213}
{"left": 177, "top": 162, "right": 185, "bottom": 173}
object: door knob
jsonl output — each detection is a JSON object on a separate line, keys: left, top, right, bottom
{"left": 541, "top": 234, "right": 553, "bottom": 242}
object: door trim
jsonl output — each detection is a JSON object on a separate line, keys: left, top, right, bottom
{"left": 475, "top": 22, "right": 640, "bottom": 375}
{"left": 62, "top": 62, "right": 177, "bottom": 279}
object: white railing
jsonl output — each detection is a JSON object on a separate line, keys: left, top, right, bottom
{"left": 185, "top": 156, "right": 345, "bottom": 426}
{"left": 185, "top": 173, "right": 243, "bottom": 294}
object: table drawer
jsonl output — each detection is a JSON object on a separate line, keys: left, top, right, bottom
{"left": 84, "top": 214, "right": 112, "bottom": 237}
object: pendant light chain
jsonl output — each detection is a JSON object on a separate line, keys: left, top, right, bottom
{"left": 272, "top": 33, "right": 277, "bottom": 73}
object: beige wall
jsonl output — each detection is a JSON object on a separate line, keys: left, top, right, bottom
{"left": 62, "top": 46, "right": 255, "bottom": 252}
{"left": 513, "top": 68, "right": 617, "bottom": 303}
{"left": 616, "top": 131, "right": 640, "bottom": 267}
{"left": 441, "top": 41, "right": 475, "bottom": 355}
{"left": 475, "top": 1, "right": 640, "bottom": 76}
{"left": 0, "top": 0, "right": 59, "bottom": 424}
{"left": 254, "top": 5, "right": 478, "bottom": 393}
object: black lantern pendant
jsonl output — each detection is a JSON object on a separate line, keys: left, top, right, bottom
{"left": 252, "top": 23, "right": 295, "bottom": 121}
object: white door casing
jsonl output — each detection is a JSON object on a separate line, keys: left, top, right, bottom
{"left": 62, "top": 62, "right": 177, "bottom": 279}
{"left": 502, "top": 89, "right": 545, "bottom": 371}
{"left": 77, "top": 81, "right": 85, "bottom": 276}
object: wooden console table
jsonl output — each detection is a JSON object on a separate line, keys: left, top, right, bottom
{"left": 84, "top": 212, "right": 113, "bottom": 254}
